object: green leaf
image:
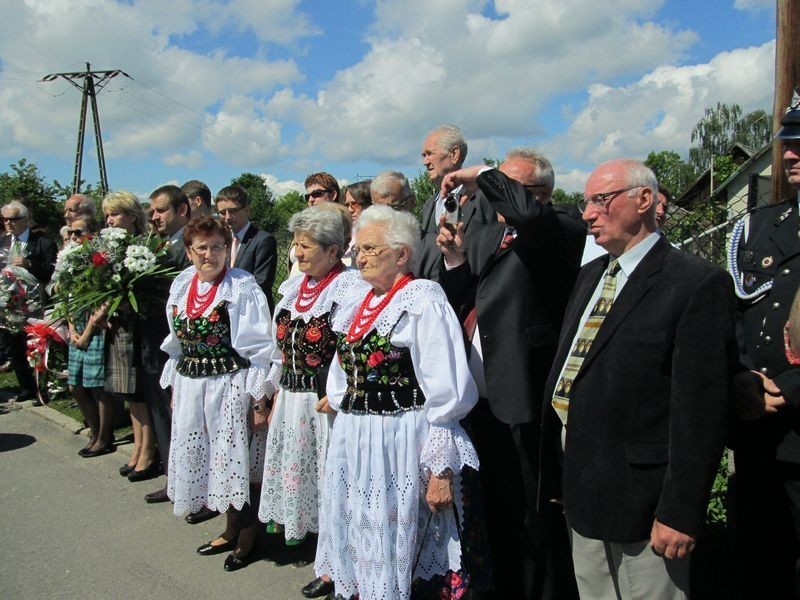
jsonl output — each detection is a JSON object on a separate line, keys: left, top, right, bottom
{"left": 128, "top": 290, "right": 139, "bottom": 313}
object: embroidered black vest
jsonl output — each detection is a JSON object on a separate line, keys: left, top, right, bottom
{"left": 336, "top": 319, "right": 425, "bottom": 415}
{"left": 275, "top": 308, "right": 337, "bottom": 393}
{"left": 173, "top": 301, "right": 249, "bottom": 378}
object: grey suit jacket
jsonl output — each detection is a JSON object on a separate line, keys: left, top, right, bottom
{"left": 233, "top": 223, "right": 277, "bottom": 311}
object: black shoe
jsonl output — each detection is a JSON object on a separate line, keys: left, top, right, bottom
{"left": 185, "top": 506, "right": 219, "bottom": 524}
{"left": 301, "top": 577, "right": 335, "bottom": 598}
{"left": 78, "top": 444, "right": 94, "bottom": 457}
{"left": 197, "top": 538, "right": 237, "bottom": 556}
{"left": 127, "top": 461, "right": 161, "bottom": 482}
{"left": 119, "top": 464, "right": 135, "bottom": 476}
{"left": 81, "top": 444, "right": 116, "bottom": 458}
{"left": 144, "top": 487, "right": 170, "bottom": 504}
{"left": 223, "top": 550, "right": 255, "bottom": 572}
{"left": 31, "top": 398, "right": 43, "bottom": 407}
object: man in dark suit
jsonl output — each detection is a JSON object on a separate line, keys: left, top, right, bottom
{"left": 542, "top": 159, "right": 736, "bottom": 598}
{"left": 437, "top": 149, "right": 583, "bottom": 598}
{"left": 1, "top": 199, "right": 57, "bottom": 401}
{"left": 728, "top": 106, "right": 800, "bottom": 598}
{"left": 140, "top": 185, "right": 191, "bottom": 504}
{"left": 418, "top": 124, "right": 495, "bottom": 280}
{"left": 215, "top": 185, "right": 278, "bottom": 311}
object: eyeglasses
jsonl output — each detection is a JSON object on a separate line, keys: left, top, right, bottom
{"left": 352, "top": 244, "right": 390, "bottom": 257}
{"left": 216, "top": 207, "right": 242, "bottom": 217}
{"left": 304, "top": 189, "right": 331, "bottom": 202}
{"left": 578, "top": 186, "right": 641, "bottom": 213}
{"left": 2, "top": 216, "right": 23, "bottom": 222}
{"left": 67, "top": 229, "right": 85, "bottom": 237}
{"left": 190, "top": 243, "right": 227, "bottom": 254}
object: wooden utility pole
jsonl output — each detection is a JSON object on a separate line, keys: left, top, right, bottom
{"left": 772, "top": 0, "right": 800, "bottom": 203}
{"left": 42, "top": 63, "right": 130, "bottom": 194}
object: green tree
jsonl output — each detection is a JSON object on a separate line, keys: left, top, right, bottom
{"left": 644, "top": 150, "right": 697, "bottom": 197}
{"left": 272, "top": 191, "right": 306, "bottom": 233}
{"left": 410, "top": 169, "right": 436, "bottom": 220}
{"left": 551, "top": 188, "right": 582, "bottom": 206}
{"left": 230, "top": 172, "right": 276, "bottom": 232}
{"left": 0, "top": 159, "right": 66, "bottom": 237}
{"left": 689, "top": 102, "right": 771, "bottom": 172}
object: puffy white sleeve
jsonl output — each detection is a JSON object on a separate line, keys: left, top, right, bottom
{"left": 159, "top": 304, "right": 181, "bottom": 389}
{"left": 228, "top": 282, "right": 277, "bottom": 401}
{"left": 401, "top": 299, "right": 479, "bottom": 476}
{"left": 324, "top": 351, "right": 348, "bottom": 411}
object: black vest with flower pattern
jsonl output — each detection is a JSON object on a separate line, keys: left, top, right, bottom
{"left": 173, "top": 301, "right": 249, "bottom": 378}
{"left": 275, "top": 308, "right": 337, "bottom": 393}
{"left": 336, "top": 325, "right": 425, "bottom": 415}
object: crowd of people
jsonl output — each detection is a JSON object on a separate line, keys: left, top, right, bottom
{"left": 3, "top": 108, "right": 800, "bottom": 600}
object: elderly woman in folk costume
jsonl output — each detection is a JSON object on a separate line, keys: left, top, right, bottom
{"left": 160, "top": 216, "right": 275, "bottom": 572}
{"left": 314, "top": 205, "right": 480, "bottom": 600}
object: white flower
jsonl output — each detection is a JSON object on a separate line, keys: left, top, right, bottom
{"left": 112, "top": 274, "right": 122, "bottom": 283}
{"left": 123, "top": 245, "right": 156, "bottom": 274}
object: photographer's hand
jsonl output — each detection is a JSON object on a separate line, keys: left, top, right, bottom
{"left": 436, "top": 215, "right": 466, "bottom": 268}
{"left": 440, "top": 166, "right": 483, "bottom": 199}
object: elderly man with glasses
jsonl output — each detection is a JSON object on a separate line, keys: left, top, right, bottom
{"left": 1, "top": 199, "right": 57, "bottom": 403}
{"left": 540, "top": 159, "right": 737, "bottom": 599}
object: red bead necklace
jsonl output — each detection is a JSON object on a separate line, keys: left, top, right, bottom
{"left": 186, "top": 267, "right": 227, "bottom": 319}
{"left": 346, "top": 273, "right": 414, "bottom": 343}
{"left": 295, "top": 262, "right": 345, "bottom": 313}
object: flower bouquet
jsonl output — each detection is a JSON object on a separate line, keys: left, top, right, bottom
{"left": 51, "top": 227, "right": 180, "bottom": 319}
{"left": 0, "top": 265, "right": 44, "bottom": 331}
{"left": 25, "top": 316, "right": 69, "bottom": 404}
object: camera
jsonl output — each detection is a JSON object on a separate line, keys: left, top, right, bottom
{"left": 443, "top": 185, "right": 462, "bottom": 226}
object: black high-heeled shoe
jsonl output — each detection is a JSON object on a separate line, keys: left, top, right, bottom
{"left": 119, "top": 463, "right": 135, "bottom": 476}
{"left": 81, "top": 444, "right": 116, "bottom": 458}
{"left": 127, "top": 461, "right": 162, "bottom": 482}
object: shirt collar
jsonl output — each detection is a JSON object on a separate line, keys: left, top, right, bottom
{"left": 614, "top": 231, "right": 660, "bottom": 279}
{"left": 15, "top": 228, "right": 30, "bottom": 243}
{"left": 168, "top": 226, "right": 184, "bottom": 245}
{"left": 234, "top": 222, "right": 251, "bottom": 241}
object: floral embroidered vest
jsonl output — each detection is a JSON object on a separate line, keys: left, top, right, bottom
{"left": 275, "top": 308, "right": 337, "bottom": 393}
{"left": 336, "top": 324, "right": 425, "bottom": 415}
{"left": 173, "top": 301, "right": 248, "bottom": 378}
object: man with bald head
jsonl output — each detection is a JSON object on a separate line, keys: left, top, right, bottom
{"left": 370, "top": 171, "right": 415, "bottom": 212}
{"left": 542, "top": 159, "right": 737, "bottom": 598}
{"left": 64, "top": 194, "right": 95, "bottom": 226}
{"left": 436, "top": 148, "right": 582, "bottom": 598}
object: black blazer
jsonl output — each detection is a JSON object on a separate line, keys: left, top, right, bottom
{"left": 732, "top": 199, "right": 800, "bottom": 462}
{"left": 417, "top": 189, "right": 496, "bottom": 281}
{"left": 233, "top": 223, "right": 277, "bottom": 312}
{"left": 542, "top": 237, "right": 737, "bottom": 543}
{"left": 0, "top": 230, "right": 57, "bottom": 284}
{"left": 438, "top": 169, "right": 582, "bottom": 425}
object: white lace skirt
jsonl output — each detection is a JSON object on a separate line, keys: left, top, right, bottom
{"left": 258, "top": 388, "right": 333, "bottom": 541}
{"left": 167, "top": 369, "right": 266, "bottom": 516}
{"left": 314, "top": 409, "right": 465, "bottom": 600}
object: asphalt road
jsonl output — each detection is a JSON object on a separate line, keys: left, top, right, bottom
{"left": 0, "top": 402, "right": 316, "bottom": 600}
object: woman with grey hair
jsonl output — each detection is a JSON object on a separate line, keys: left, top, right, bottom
{"left": 257, "top": 205, "right": 367, "bottom": 554}
{"left": 314, "top": 205, "right": 479, "bottom": 599}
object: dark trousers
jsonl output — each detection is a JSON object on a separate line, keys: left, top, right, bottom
{"left": 138, "top": 369, "right": 171, "bottom": 472}
{"left": 466, "top": 399, "right": 577, "bottom": 600}
{"left": 9, "top": 331, "right": 35, "bottom": 397}
{"left": 733, "top": 450, "right": 800, "bottom": 599}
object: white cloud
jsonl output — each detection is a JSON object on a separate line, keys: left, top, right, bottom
{"left": 280, "top": 0, "right": 697, "bottom": 165}
{"left": 734, "top": 0, "right": 773, "bottom": 12}
{"left": 261, "top": 173, "right": 304, "bottom": 197}
{"left": 550, "top": 41, "right": 776, "bottom": 165}
{"left": 164, "top": 150, "right": 205, "bottom": 168}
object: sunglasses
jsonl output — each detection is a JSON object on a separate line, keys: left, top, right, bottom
{"left": 2, "top": 216, "right": 23, "bottom": 222}
{"left": 67, "top": 229, "right": 85, "bottom": 237}
{"left": 304, "top": 189, "right": 331, "bottom": 202}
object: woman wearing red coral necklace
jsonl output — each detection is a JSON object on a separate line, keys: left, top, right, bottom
{"left": 257, "top": 207, "right": 367, "bottom": 593}
{"left": 313, "top": 205, "right": 480, "bottom": 600}
{"left": 160, "top": 216, "right": 276, "bottom": 573}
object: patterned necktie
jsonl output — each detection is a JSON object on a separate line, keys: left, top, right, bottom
{"left": 230, "top": 235, "right": 240, "bottom": 267}
{"left": 552, "top": 259, "right": 621, "bottom": 426}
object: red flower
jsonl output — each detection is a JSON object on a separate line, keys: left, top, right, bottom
{"left": 206, "top": 334, "right": 220, "bottom": 346}
{"left": 367, "top": 350, "right": 385, "bottom": 368}
{"left": 208, "top": 310, "right": 220, "bottom": 323}
{"left": 305, "top": 325, "right": 322, "bottom": 342}
{"left": 91, "top": 252, "right": 109, "bottom": 267}
{"left": 276, "top": 323, "right": 287, "bottom": 340}
{"left": 306, "top": 353, "right": 321, "bottom": 367}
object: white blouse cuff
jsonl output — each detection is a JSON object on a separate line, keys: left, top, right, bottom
{"left": 420, "top": 423, "right": 480, "bottom": 477}
{"left": 159, "top": 357, "right": 178, "bottom": 389}
{"left": 246, "top": 364, "right": 274, "bottom": 401}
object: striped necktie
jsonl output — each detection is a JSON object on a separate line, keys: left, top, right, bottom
{"left": 552, "top": 259, "right": 621, "bottom": 426}
{"left": 230, "top": 235, "right": 240, "bottom": 267}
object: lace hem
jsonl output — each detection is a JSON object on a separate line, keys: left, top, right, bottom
{"left": 420, "top": 423, "right": 480, "bottom": 477}
{"left": 246, "top": 364, "right": 273, "bottom": 401}
{"left": 160, "top": 357, "right": 178, "bottom": 389}
{"left": 331, "top": 279, "right": 448, "bottom": 335}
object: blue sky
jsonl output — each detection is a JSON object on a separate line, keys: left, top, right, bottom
{"left": 0, "top": 0, "right": 778, "bottom": 199}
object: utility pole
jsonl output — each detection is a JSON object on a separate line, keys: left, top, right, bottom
{"left": 772, "top": 0, "right": 799, "bottom": 203}
{"left": 42, "top": 62, "right": 129, "bottom": 195}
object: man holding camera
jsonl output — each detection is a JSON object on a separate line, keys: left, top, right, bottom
{"left": 436, "top": 149, "right": 582, "bottom": 598}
